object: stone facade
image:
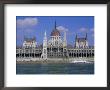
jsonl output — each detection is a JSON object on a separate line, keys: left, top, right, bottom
{"left": 16, "top": 22, "right": 94, "bottom": 59}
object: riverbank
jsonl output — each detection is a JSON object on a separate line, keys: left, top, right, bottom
{"left": 16, "top": 57, "right": 94, "bottom": 64}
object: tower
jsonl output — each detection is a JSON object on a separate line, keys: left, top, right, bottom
{"left": 63, "top": 31, "right": 67, "bottom": 47}
{"left": 63, "top": 30, "right": 69, "bottom": 59}
{"left": 41, "top": 31, "right": 47, "bottom": 60}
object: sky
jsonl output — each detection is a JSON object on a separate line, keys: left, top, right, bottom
{"left": 16, "top": 16, "right": 94, "bottom": 46}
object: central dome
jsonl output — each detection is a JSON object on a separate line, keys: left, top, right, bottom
{"left": 51, "top": 21, "right": 61, "bottom": 36}
{"left": 51, "top": 29, "right": 60, "bottom": 36}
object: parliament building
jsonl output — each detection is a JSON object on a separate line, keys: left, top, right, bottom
{"left": 16, "top": 22, "right": 94, "bottom": 60}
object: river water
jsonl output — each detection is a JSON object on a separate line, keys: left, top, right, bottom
{"left": 16, "top": 63, "right": 94, "bottom": 74}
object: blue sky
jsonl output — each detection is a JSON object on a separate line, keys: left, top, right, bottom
{"left": 16, "top": 16, "right": 94, "bottom": 46}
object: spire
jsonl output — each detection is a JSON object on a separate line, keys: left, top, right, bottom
{"left": 44, "top": 31, "right": 46, "bottom": 37}
{"left": 44, "top": 31, "right": 47, "bottom": 40}
{"left": 42, "top": 30, "right": 47, "bottom": 60}
{"left": 55, "top": 21, "right": 56, "bottom": 29}
{"left": 75, "top": 34, "right": 77, "bottom": 47}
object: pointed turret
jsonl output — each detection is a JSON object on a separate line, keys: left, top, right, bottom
{"left": 41, "top": 31, "right": 47, "bottom": 60}
{"left": 75, "top": 34, "right": 78, "bottom": 48}
{"left": 44, "top": 31, "right": 46, "bottom": 37}
{"left": 44, "top": 31, "right": 47, "bottom": 40}
{"left": 75, "top": 34, "right": 77, "bottom": 40}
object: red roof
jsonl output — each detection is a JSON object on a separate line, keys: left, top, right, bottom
{"left": 51, "top": 29, "right": 60, "bottom": 36}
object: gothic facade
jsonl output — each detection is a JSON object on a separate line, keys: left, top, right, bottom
{"left": 16, "top": 22, "right": 94, "bottom": 59}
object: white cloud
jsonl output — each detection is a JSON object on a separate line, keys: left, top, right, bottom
{"left": 56, "top": 26, "right": 68, "bottom": 32}
{"left": 17, "top": 17, "right": 38, "bottom": 28}
{"left": 79, "top": 27, "right": 88, "bottom": 32}
{"left": 57, "top": 26, "right": 75, "bottom": 36}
